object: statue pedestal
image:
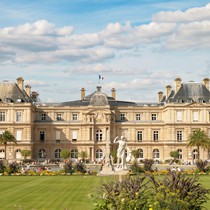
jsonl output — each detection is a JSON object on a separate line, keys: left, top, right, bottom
{"left": 98, "top": 165, "right": 115, "bottom": 176}
{"left": 114, "top": 169, "right": 130, "bottom": 181}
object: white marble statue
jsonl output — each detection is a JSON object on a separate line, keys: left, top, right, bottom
{"left": 114, "top": 136, "right": 131, "bottom": 170}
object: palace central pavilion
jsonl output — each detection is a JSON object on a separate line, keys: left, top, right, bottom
{"left": 0, "top": 77, "right": 210, "bottom": 164}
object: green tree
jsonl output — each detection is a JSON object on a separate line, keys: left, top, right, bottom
{"left": 61, "top": 150, "right": 70, "bottom": 161}
{"left": 187, "top": 129, "right": 210, "bottom": 160}
{"left": 170, "top": 150, "right": 179, "bottom": 161}
{"left": 78, "top": 151, "right": 88, "bottom": 163}
{"left": 0, "top": 130, "right": 17, "bottom": 160}
{"left": 131, "top": 150, "right": 140, "bottom": 159}
{"left": 21, "top": 150, "right": 31, "bottom": 160}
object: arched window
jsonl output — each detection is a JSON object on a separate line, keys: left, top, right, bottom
{"left": 138, "top": 149, "right": 143, "bottom": 159}
{"left": 96, "top": 130, "right": 102, "bottom": 141}
{"left": 39, "top": 149, "right": 46, "bottom": 158}
{"left": 96, "top": 149, "right": 103, "bottom": 159}
{"left": 71, "top": 149, "right": 78, "bottom": 159}
{"left": 55, "top": 149, "right": 61, "bottom": 158}
{"left": 177, "top": 149, "right": 182, "bottom": 159}
{"left": 192, "top": 149, "right": 198, "bottom": 160}
{"left": 16, "top": 149, "right": 21, "bottom": 159}
{"left": 0, "top": 149, "right": 5, "bottom": 159}
{"left": 153, "top": 149, "right": 160, "bottom": 159}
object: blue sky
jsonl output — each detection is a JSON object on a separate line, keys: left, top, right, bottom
{"left": 1, "top": 0, "right": 210, "bottom": 102}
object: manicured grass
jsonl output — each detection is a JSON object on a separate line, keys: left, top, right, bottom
{"left": 0, "top": 175, "right": 210, "bottom": 210}
{"left": 0, "top": 176, "right": 113, "bottom": 210}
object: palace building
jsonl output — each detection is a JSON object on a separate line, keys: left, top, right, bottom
{"left": 0, "top": 77, "right": 210, "bottom": 164}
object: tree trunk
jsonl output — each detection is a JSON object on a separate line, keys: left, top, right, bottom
{"left": 197, "top": 146, "right": 200, "bottom": 160}
{"left": 4, "top": 143, "right": 6, "bottom": 161}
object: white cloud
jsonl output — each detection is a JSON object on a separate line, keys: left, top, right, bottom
{"left": 153, "top": 3, "right": 210, "bottom": 23}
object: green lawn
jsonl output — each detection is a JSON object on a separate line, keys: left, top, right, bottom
{"left": 0, "top": 175, "right": 210, "bottom": 210}
{"left": 0, "top": 176, "right": 113, "bottom": 210}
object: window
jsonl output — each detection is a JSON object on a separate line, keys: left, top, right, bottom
{"left": 55, "top": 149, "right": 61, "bottom": 158}
{"left": 56, "top": 130, "right": 61, "bottom": 142}
{"left": 177, "top": 149, "right": 182, "bottom": 159}
{"left": 151, "top": 113, "right": 157, "bottom": 121}
{"left": 153, "top": 131, "right": 159, "bottom": 142}
{"left": 71, "top": 149, "right": 78, "bottom": 159}
{"left": 40, "top": 131, "right": 45, "bottom": 141}
{"left": 120, "top": 113, "right": 125, "bottom": 121}
{"left": 16, "top": 149, "right": 21, "bottom": 159}
{"left": 56, "top": 113, "right": 62, "bottom": 121}
{"left": 96, "top": 149, "right": 103, "bottom": 159}
{"left": 153, "top": 149, "right": 160, "bottom": 158}
{"left": 72, "top": 130, "right": 78, "bottom": 141}
{"left": 138, "top": 149, "right": 143, "bottom": 159}
{"left": 137, "top": 131, "right": 142, "bottom": 142}
{"left": 96, "top": 130, "right": 102, "bottom": 141}
{"left": 41, "top": 113, "right": 46, "bottom": 121}
{"left": 177, "top": 111, "right": 182, "bottom": 121}
{"left": 192, "top": 149, "right": 198, "bottom": 160}
{"left": 136, "top": 114, "right": 141, "bottom": 121}
{"left": 0, "top": 112, "right": 6, "bottom": 121}
{"left": 177, "top": 131, "right": 182, "bottom": 142}
{"left": 16, "top": 130, "right": 22, "bottom": 142}
{"left": 193, "top": 111, "right": 199, "bottom": 122}
{"left": 0, "top": 149, "right": 5, "bottom": 159}
{"left": 16, "top": 112, "right": 22, "bottom": 122}
{"left": 39, "top": 149, "right": 46, "bottom": 158}
{"left": 72, "top": 113, "right": 78, "bottom": 121}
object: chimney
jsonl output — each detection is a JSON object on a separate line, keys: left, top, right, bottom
{"left": 81, "top": 88, "right": 85, "bottom": 100}
{"left": 166, "top": 85, "right": 172, "bottom": 99}
{"left": 158, "top": 91, "right": 163, "bottom": 102}
{"left": 203, "top": 78, "right": 209, "bottom": 90}
{"left": 16, "top": 77, "right": 24, "bottom": 91}
{"left": 111, "top": 88, "right": 116, "bottom": 100}
{"left": 174, "top": 77, "right": 182, "bottom": 94}
{"left": 31, "top": 91, "right": 39, "bottom": 101}
{"left": 25, "top": 84, "right": 31, "bottom": 97}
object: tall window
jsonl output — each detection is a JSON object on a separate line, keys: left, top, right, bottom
{"left": 193, "top": 149, "right": 198, "bottom": 160}
{"left": 177, "top": 149, "right": 182, "bottom": 159}
{"left": 153, "top": 131, "right": 159, "bottom": 142}
{"left": 177, "top": 111, "right": 182, "bottom": 121}
{"left": 153, "top": 149, "right": 160, "bottom": 158}
{"left": 39, "top": 149, "right": 46, "bottom": 158}
{"left": 55, "top": 149, "right": 61, "bottom": 158}
{"left": 16, "top": 112, "right": 22, "bottom": 122}
{"left": 16, "top": 149, "right": 21, "bottom": 159}
{"left": 177, "top": 131, "right": 182, "bottom": 142}
{"left": 96, "top": 130, "right": 102, "bottom": 141}
{"left": 137, "top": 131, "right": 142, "bottom": 142}
{"left": 96, "top": 149, "right": 103, "bottom": 159}
{"left": 120, "top": 113, "right": 125, "bottom": 121}
{"left": 56, "top": 113, "right": 62, "bottom": 121}
{"left": 138, "top": 149, "right": 143, "bottom": 159}
{"left": 193, "top": 111, "right": 199, "bottom": 122}
{"left": 72, "top": 130, "right": 78, "bottom": 141}
{"left": 72, "top": 113, "right": 78, "bottom": 121}
{"left": 0, "top": 149, "right": 5, "bottom": 159}
{"left": 41, "top": 113, "right": 46, "bottom": 121}
{"left": 136, "top": 114, "right": 141, "bottom": 121}
{"left": 151, "top": 113, "right": 157, "bottom": 121}
{"left": 0, "top": 112, "right": 6, "bottom": 121}
{"left": 56, "top": 130, "right": 61, "bottom": 142}
{"left": 16, "top": 130, "right": 22, "bottom": 142}
{"left": 40, "top": 131, "right": 45, "bottom": 141}
{"left": 71, "top": 149, "right": 78, "bottom": 159}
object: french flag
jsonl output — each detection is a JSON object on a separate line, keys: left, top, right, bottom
{"left": 99, "top": 75, "right": 104, "bottom": 80}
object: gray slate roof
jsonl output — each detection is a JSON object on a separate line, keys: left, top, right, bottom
{"left": 167, "top": 82, "right": 210, "bottom": 103}
{"left": 0, "top": 80, "right": 35, "bottom": 103}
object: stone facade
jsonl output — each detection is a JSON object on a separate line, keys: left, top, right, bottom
{"left": 0, "top": 77, "right": 210, "bottom": 164}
